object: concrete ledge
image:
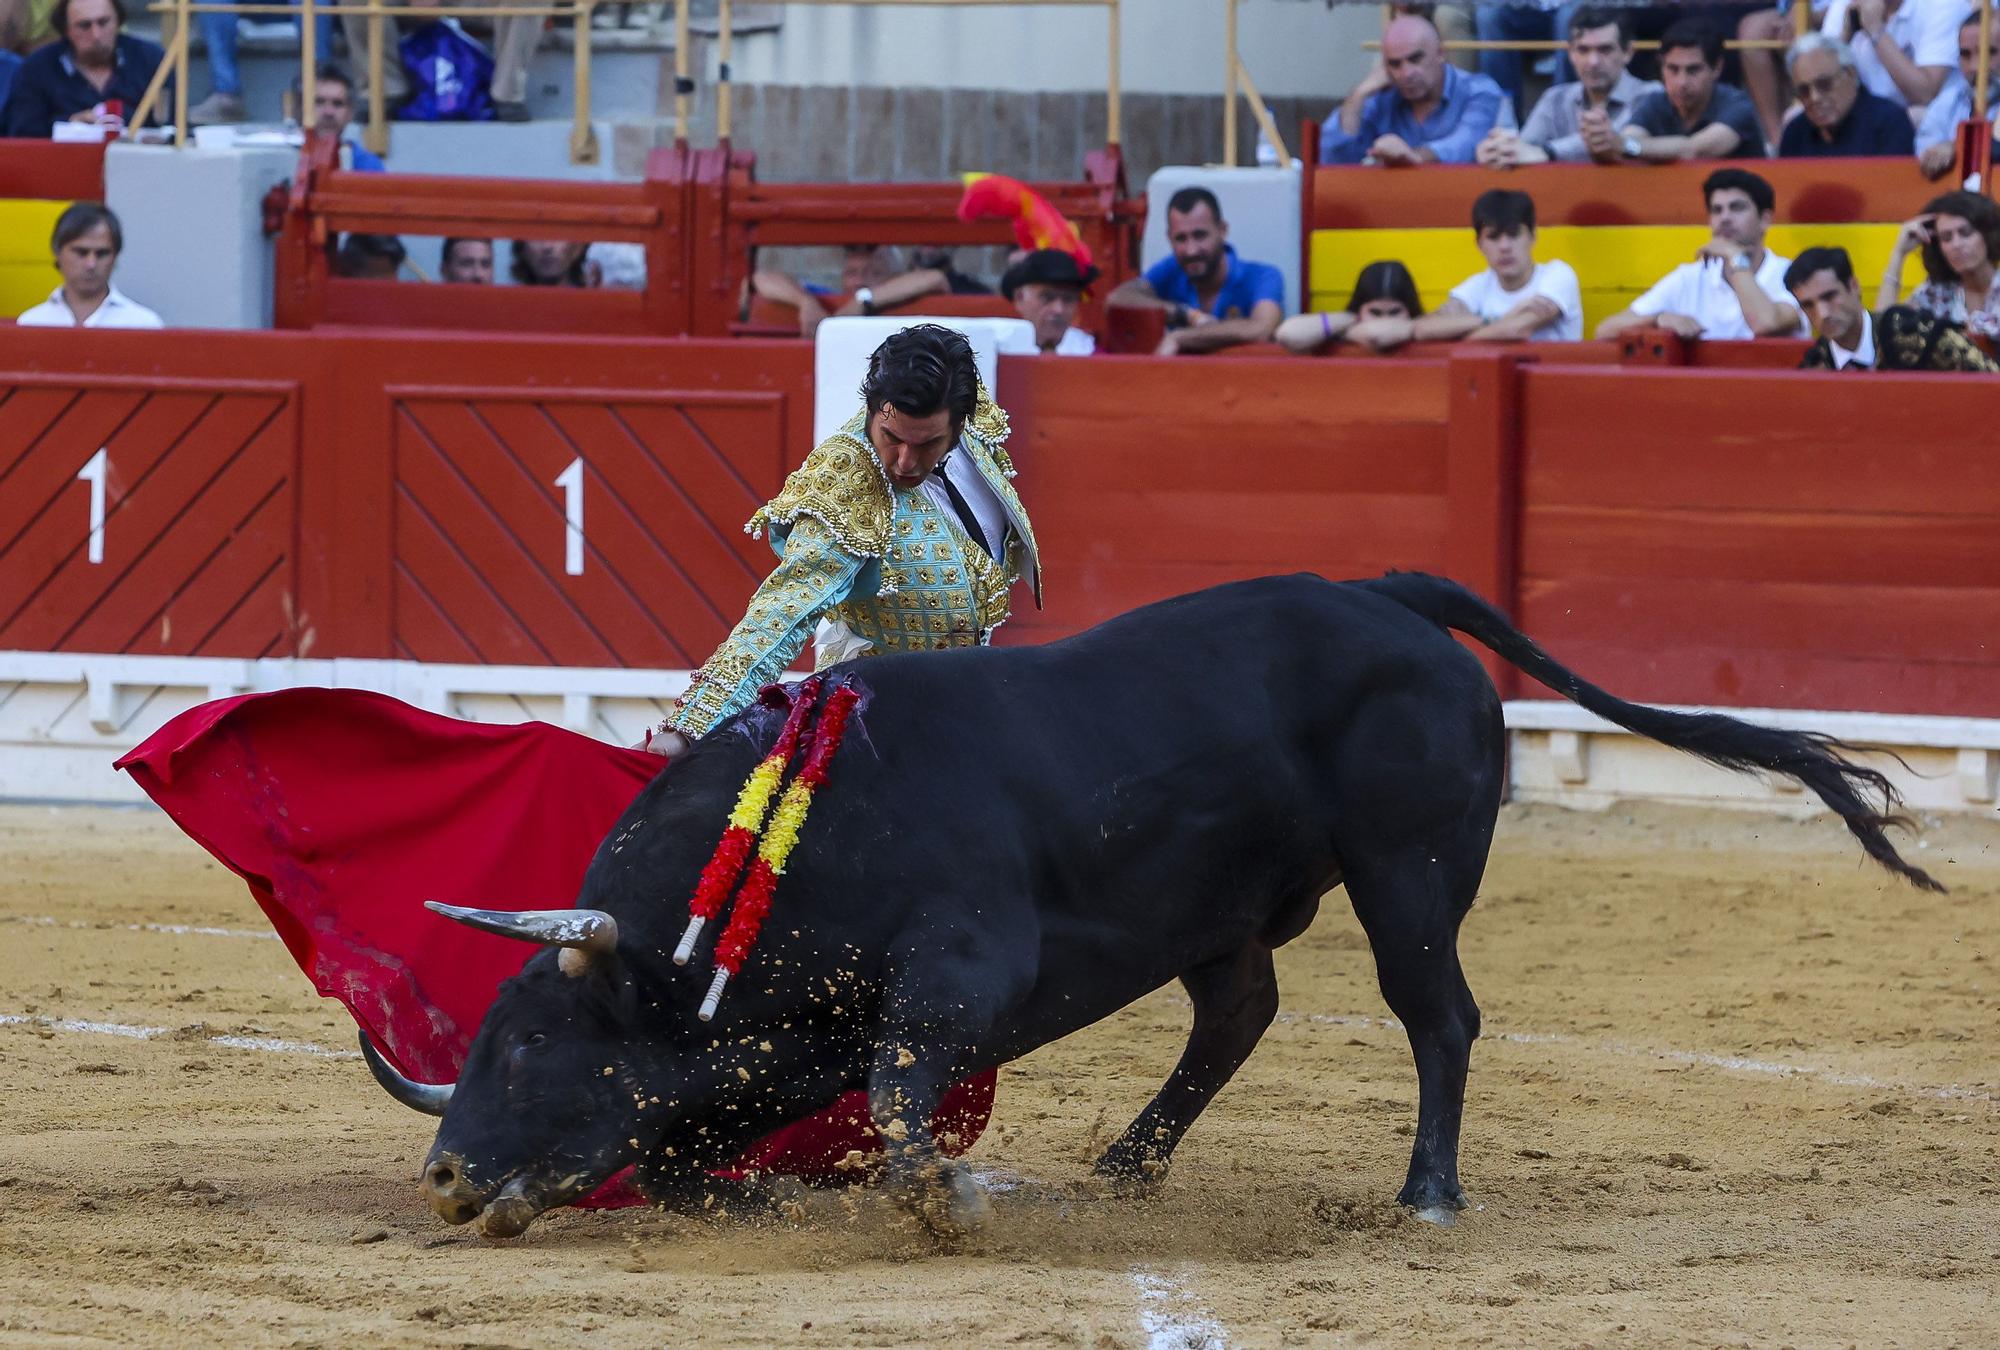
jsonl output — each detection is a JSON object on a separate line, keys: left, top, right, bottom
{"left": 1504, "top": 699, "right": 2000, "bottom": 815}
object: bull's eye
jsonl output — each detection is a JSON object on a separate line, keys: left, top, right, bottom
{"left": 524, "top": 1032, "right": 548, "bottom": 1048}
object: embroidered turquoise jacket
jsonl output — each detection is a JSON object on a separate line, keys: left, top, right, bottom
{"left": 665, "top": 397, "right": 1040, "bottom": 739}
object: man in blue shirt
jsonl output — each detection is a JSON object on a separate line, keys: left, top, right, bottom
{"left": 1916, "top": 12, "right": 2000, "bottom": 178}
{"left": 1107, "top": 186, "right": 1285, "bottom": 355}
{"left": 1778, "top": 32, "right": 1916, "bottom": 157}
{"left": 3, "top": 0, "right": 169, "bottom": 139}
{"left": 307, "top": 65, "right": 386, "bottom": 172}
{"left": 1320, "top": 15, "right": 1514, "bottom": 165}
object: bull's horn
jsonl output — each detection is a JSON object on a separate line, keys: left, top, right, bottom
{"left": 424, "top": 903, "right": 619, "bottom": 954}
{"left": 358, "top": 1032, "right": 454, "bottom": 1116}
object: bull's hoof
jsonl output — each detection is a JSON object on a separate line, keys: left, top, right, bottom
{"left": 1090, "top": 1145, "right": 1170, "bottom": 1194}
{"left": 896, "top": 1161, "right": 990, "bottom": 1240}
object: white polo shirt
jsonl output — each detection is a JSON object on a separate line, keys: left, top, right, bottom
{"left": 1828, "top": 311, "right": 1878, "bottom": 370}
{"left": 1052, "top": 327, "right": 1096, "bottom": 356}
{"left": 1448, "top": 260, "right": 1583, "bottom": 342}
{"left": 1629, "top": 252, "right": 1804, "bottom": 340}
{"left": 16, "top": 285, "right": 165, "bottom": 329}
{"left": 1821, "top": 0, "right": 1970, "bottom": 107}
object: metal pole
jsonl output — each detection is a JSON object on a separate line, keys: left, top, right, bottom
{"left": 366, "top": 5, "right": 389, "bottom": 155}
{"left": 301, "top": 0, "right": 317, "bottom": 104}
{"left": 1793, "top": 0, "right": 1809, "bottom": 39}
{"left": 1106, "top": 0, "right": 1120, "bottom": 143}
{"left": 573, "top": 0, "right": 600, "bottom": 162}
{"left": 674, "top": 0, "right": 691, "bottom": 144}
{"left": 718, "top": 0, "right": 733, "bottom": 141}
{"left": 174, "top": 0, "right": 189, "bottom": 144}
{"left": 1980, "top": 0, "right": 1992, "bottom": 120}
{"left": 1224, "top": 0, "right": 1238, "bottom": 166}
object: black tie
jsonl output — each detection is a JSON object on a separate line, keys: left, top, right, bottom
{"left": 933, "top": 461, "right": 994, "bottom": 559}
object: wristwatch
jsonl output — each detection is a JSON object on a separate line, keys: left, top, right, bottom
{"left": 1620, "top": 134, "right": 1642, "bottom": 159}
{"left": 856, "top": 286, "right": 876, "bottom": 315}
{"left": 1730, "top": 251, "right": 1753, "bottom": 272}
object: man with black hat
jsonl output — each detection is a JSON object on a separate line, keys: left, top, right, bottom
{"left": 1001, "top": 248, "right": 1100, "bottom": 355}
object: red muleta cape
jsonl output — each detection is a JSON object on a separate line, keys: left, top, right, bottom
{"left": 116, "top": 687, "right": 994, "bottom": 1205}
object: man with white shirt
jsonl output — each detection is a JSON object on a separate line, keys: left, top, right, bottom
{"left": 1595, "top": 169, "right": 1805, "bottom": 343}
{"left": 1001, "top": 249, "right": 1099, "bottom": 355}
{"left": 1788, "top": 244, "right": 2000, "bottom": 370}
{"left": 1915, "top": 12, "right": 1999, "bottom": 177}
{"left": 15, "top": 202, "right": 163, "bottom": 329}
{"left": 1347, "top": 190, "right": 1582, "bottom": 351}
{"left": 1823, "top": 0, "right": 1968, "bottom": 111}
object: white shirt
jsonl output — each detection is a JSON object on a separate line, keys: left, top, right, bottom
{"left": 1822, "top": 0, "right": 1970, "bottom": 106}
{"left": 1051, "top": 327, "right": 1096, "bottom": 356}
{"left": 1629, "top": 251, "right": 1804, "bottom": 340}
{"left": 1448, "top": 260, "right": 1583, "bottom": 341}
{"left": 920, "top": 442, "right": 1010, "bottom": 563}
{"left": 16, "top": 285, "right": 165, "bottom": 329}
{"left": 1828, "top": 311, "right": 1877, "bottom": 369}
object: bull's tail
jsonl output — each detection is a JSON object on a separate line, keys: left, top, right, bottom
{"left": 1362, "top": 571, "right": 1945, "bottom": 894}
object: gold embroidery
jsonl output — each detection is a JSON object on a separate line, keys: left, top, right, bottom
{"left": 747, "top": 414, "right": 894, "bottom": 558}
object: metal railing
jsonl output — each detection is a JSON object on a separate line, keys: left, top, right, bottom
{"left": 129, "top": 0, "right": 1124, "bottom": 168}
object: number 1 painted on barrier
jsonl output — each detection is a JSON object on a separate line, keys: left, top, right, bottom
{"left": 77, "top": 447, "right": 107, "bottom": 565}
{"left": 554, "top": 457, "right": 585, "bottom": 576}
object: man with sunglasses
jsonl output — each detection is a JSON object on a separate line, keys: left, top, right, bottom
{"left": 1778, "top": 31, "right": 1918, "bottom": 155}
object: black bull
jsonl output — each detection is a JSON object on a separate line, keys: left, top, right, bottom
{"left": 362, "top": 573, "right": 1940, "bottom": 1237}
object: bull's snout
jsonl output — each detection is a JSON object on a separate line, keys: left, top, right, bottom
{"left": 421, "top": 1152, "right": 482, "bottom": 1226}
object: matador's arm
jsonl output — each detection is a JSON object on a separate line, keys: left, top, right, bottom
{"left": 662, "top": 514, "right": 866, "bottom": 739}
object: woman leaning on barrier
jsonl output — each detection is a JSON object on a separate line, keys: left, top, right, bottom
{"left": 1877, "top": 189, "right": 2000, "bottom": 338}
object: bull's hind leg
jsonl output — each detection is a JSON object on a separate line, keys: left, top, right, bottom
{"left": 1343, "top": 837, "right": 1490, "bottom": 1224}
{"left": 1093, "top": 941, "right": 1278, "bottom": 1186}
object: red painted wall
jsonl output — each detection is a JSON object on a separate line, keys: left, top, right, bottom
{"left": 3, "top": 327, "right": 1995, "bottom": 719}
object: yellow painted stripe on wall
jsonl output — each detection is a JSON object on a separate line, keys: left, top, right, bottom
{"left": 1, "top": 200, "right": 67, "bottom": 319}
{"left": 1309, "top": 224, "right": 1918, "bottom": 334}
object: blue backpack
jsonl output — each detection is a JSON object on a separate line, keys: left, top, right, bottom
{"left": 398, "top": 20, "right": 495, "bottom": 122}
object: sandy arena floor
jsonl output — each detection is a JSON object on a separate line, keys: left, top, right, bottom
{"left": 0, "top": 799, "right": 1994, "bottom": 1347}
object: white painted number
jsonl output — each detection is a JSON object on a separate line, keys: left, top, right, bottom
{"left": 76, "top": 447, "right": 107, "bottom": 565}
{"left": 554, "top": 456, "right": 585, "bottom": 576}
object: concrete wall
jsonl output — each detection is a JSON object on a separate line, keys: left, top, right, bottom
{"left": 104, "top": 142, "right": 298, "bottom": 330}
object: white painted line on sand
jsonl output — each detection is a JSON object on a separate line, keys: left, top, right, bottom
{"left": 1130, "top": 1267, "right": 1230, "bottom": 1350}
{"left": 3, "top": 914, "right": 277, "bottom": 941}
{"left": 0, "top": 1013, "right": 358, "bottom": 1060}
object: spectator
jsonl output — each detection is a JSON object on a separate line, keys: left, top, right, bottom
{"left": 1274, "top": 259, "right": 1424, "bottom": 353}
{"left": 4, "top": 0, "right": 168, "bottom": 139}
{"left": 1393, "top": 3, "right": 1477, "bottom": 73}
{"left": 1876, "top": 189, "right": 2000, "bottom": 337}
{"left": 1106, "top": 186, "right": 1285, "bottom": 355}
{"left": 1790, "top": 243, "right": 1999, "bottom": 369}
{"left": 439, "top": 237, "right": 494, "bottom": 284}
{"left": 743, "top": 268, "right": 829, "bottom": 338}
{"left": 16, "top": 202, "right": 162, "bottom": 327}
{"left": 188, "top": 1, "right": 331, "bottom": 124}
{"left": 0, "top": 49, "right": 20, "bottom": 119}
{"left": 488, "top": 7, "right": 546, "bottom": 123}
{"left": 1476, "top": 1, "right": 1568, "bottom": 119}
{"left": 302, "top": 65, "right": 385, "bottom": 171}
{"left": 1344, "top": 191, "right": 1582, "bottom": 351}
{"left": 341, "top": 2, "right": 405, "bottom": 110}
{"left": 1596, "top": 168, "right": 1806, "bottom": 340}
{"left": 1622, "top": 19, "right": 1769, "bottom": 160}
{"left": 335, "top": 233, "right": 405, "bottom": 280}
{"left": 1479, "top": 7, "right": 1660, "bottom": 165}
{"left": 586, "top": 242, "right": 646, "bottom": 290}
{"left": 1916, "top": 13, "right": 2000, "bottom": 177}
{"left": 512, "top": 239, "right": 586, "bottom": 287}
{"left": 833, "top": 246, "right": 991, "bottom": 318}
{"left": 1778, "top": 31, "right": 1918, "bottom": 154}
{"left": 1000, "top": 248, "right": 1100, "bottom": 355}
{"left": 1320, "top": 14, "right": 1514, "bottom": 165}
{"left": 1738, "top": 4, "right": 1812, "bottom": 146}
{"left": 1822, "top": 0, "right": 1965, "bottom": 113}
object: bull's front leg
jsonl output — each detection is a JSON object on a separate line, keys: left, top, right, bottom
{"left": 865, "top": 1030, "right": 991, "bottom": 1239}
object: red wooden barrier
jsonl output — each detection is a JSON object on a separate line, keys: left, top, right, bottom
{"left": 0, "top": 142, "right": 106, "bottom": 201}
{"left": 4, "top": 326, "right": 1995, "bottom": 721}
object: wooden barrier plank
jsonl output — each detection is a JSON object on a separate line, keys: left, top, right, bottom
{"left": 120, "top": 484, "right": 294, "bottom": 657}
{"left": 393, "top": 565, "right": 486, "bottom": 665}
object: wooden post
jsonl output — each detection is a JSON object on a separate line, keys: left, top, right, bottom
{"left": 1980, "top": 0, "right": 1993, "bottom": 121}
{"left": 1793, "top": 0, "right": 1809, "bottom": 38}
{"left": 1443, "top": 349, "right": 1524, "bottom": 699}
{"left": 173, "top": 0, "right": 189, "bottom": 144}
{"left": 1237, "top": 55, "right": 1287, "bottom": 164}
{"left": 365, "top": 6, "right": 389, "bottom": 156}
{"left": 126, "top": 18, "right": 180, "bottom": 136}
{"left": 301, "top": 0, "right": 318, "bottom": 105}
{"left": 1224, "top": 0, "right": 1238, "bottom": 166}
{"left": 573, "top": 0, "right": 600, "bottom": 162}
{"left": 674, "top": 0, "right": 691, "bottom": 145}
{"left": 1106, "top": 0, "right": 1120, "bottom": 144}
{"left": 718, "top": 0, "right": 733, "bottom": 142}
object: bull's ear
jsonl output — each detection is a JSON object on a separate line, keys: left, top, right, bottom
{"left": 425, "top": 903, "right": 619, "bottom": 977}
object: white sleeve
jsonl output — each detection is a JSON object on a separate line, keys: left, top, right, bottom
{"left": 1819, "top": 0, "right": 1852, "bottom": 36}
{"left": 1447, "top": 272, "right": 1489, "bottom": 317}
{"left": 1535, "top": 261, "right": 1584, "bottom": 339}
{"left": 1912, "top": 0, "right": 1970, "bottom": 67}
{"left": 1628, "top": 267, "right": 1683, "bottom": 318}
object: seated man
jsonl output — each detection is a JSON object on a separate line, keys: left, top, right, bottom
{"left": 1106, "top": 187, "right": 1284, "bottom": 355}
{"left": 1345, "top": 189, "right": 1582, "bottom": 351}
{"left": 1916, "top": 12, "right": 2000, "bottom": 178}
{"left": 1479, "top": 7, "right": 1661, "bottom": 166}
{"left": 1787, "top": 243, "right": 2000, "bottom": 370}
{"left": 1001, "top": 248, "right": 1099, "bottom": 355}
{"left": 1320, "top": 14, "right": 1513, "bottom": 165}
{"left": 4, "top": 0, "right": 169, "bottom": 139}
{"left": 438, "top": 237, "right": 494, "bottom": 284}
{"left": 1620, "top": 19, "right": 1768, "bottom": 161}
{"left": 307, "top": 64, "right": 385, "bottom": 172}
{"left": 17, "top": 202, "right": 162, "bottom": 328}
{"left": 1596, "top": 168, "right": 1806, "bottom": 342}
{"left": 1823, "top": 0, "right": 1962, "bottom": 113}
{"left": 1779, "top": 32, "right": 1917, "bottom": 156}
{"left": 335, "top": 233, "right": 405, "bottom": 280}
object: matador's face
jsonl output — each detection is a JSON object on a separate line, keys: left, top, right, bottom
{"left": 868, "top": 404, "right": 958, "bottom": 491}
